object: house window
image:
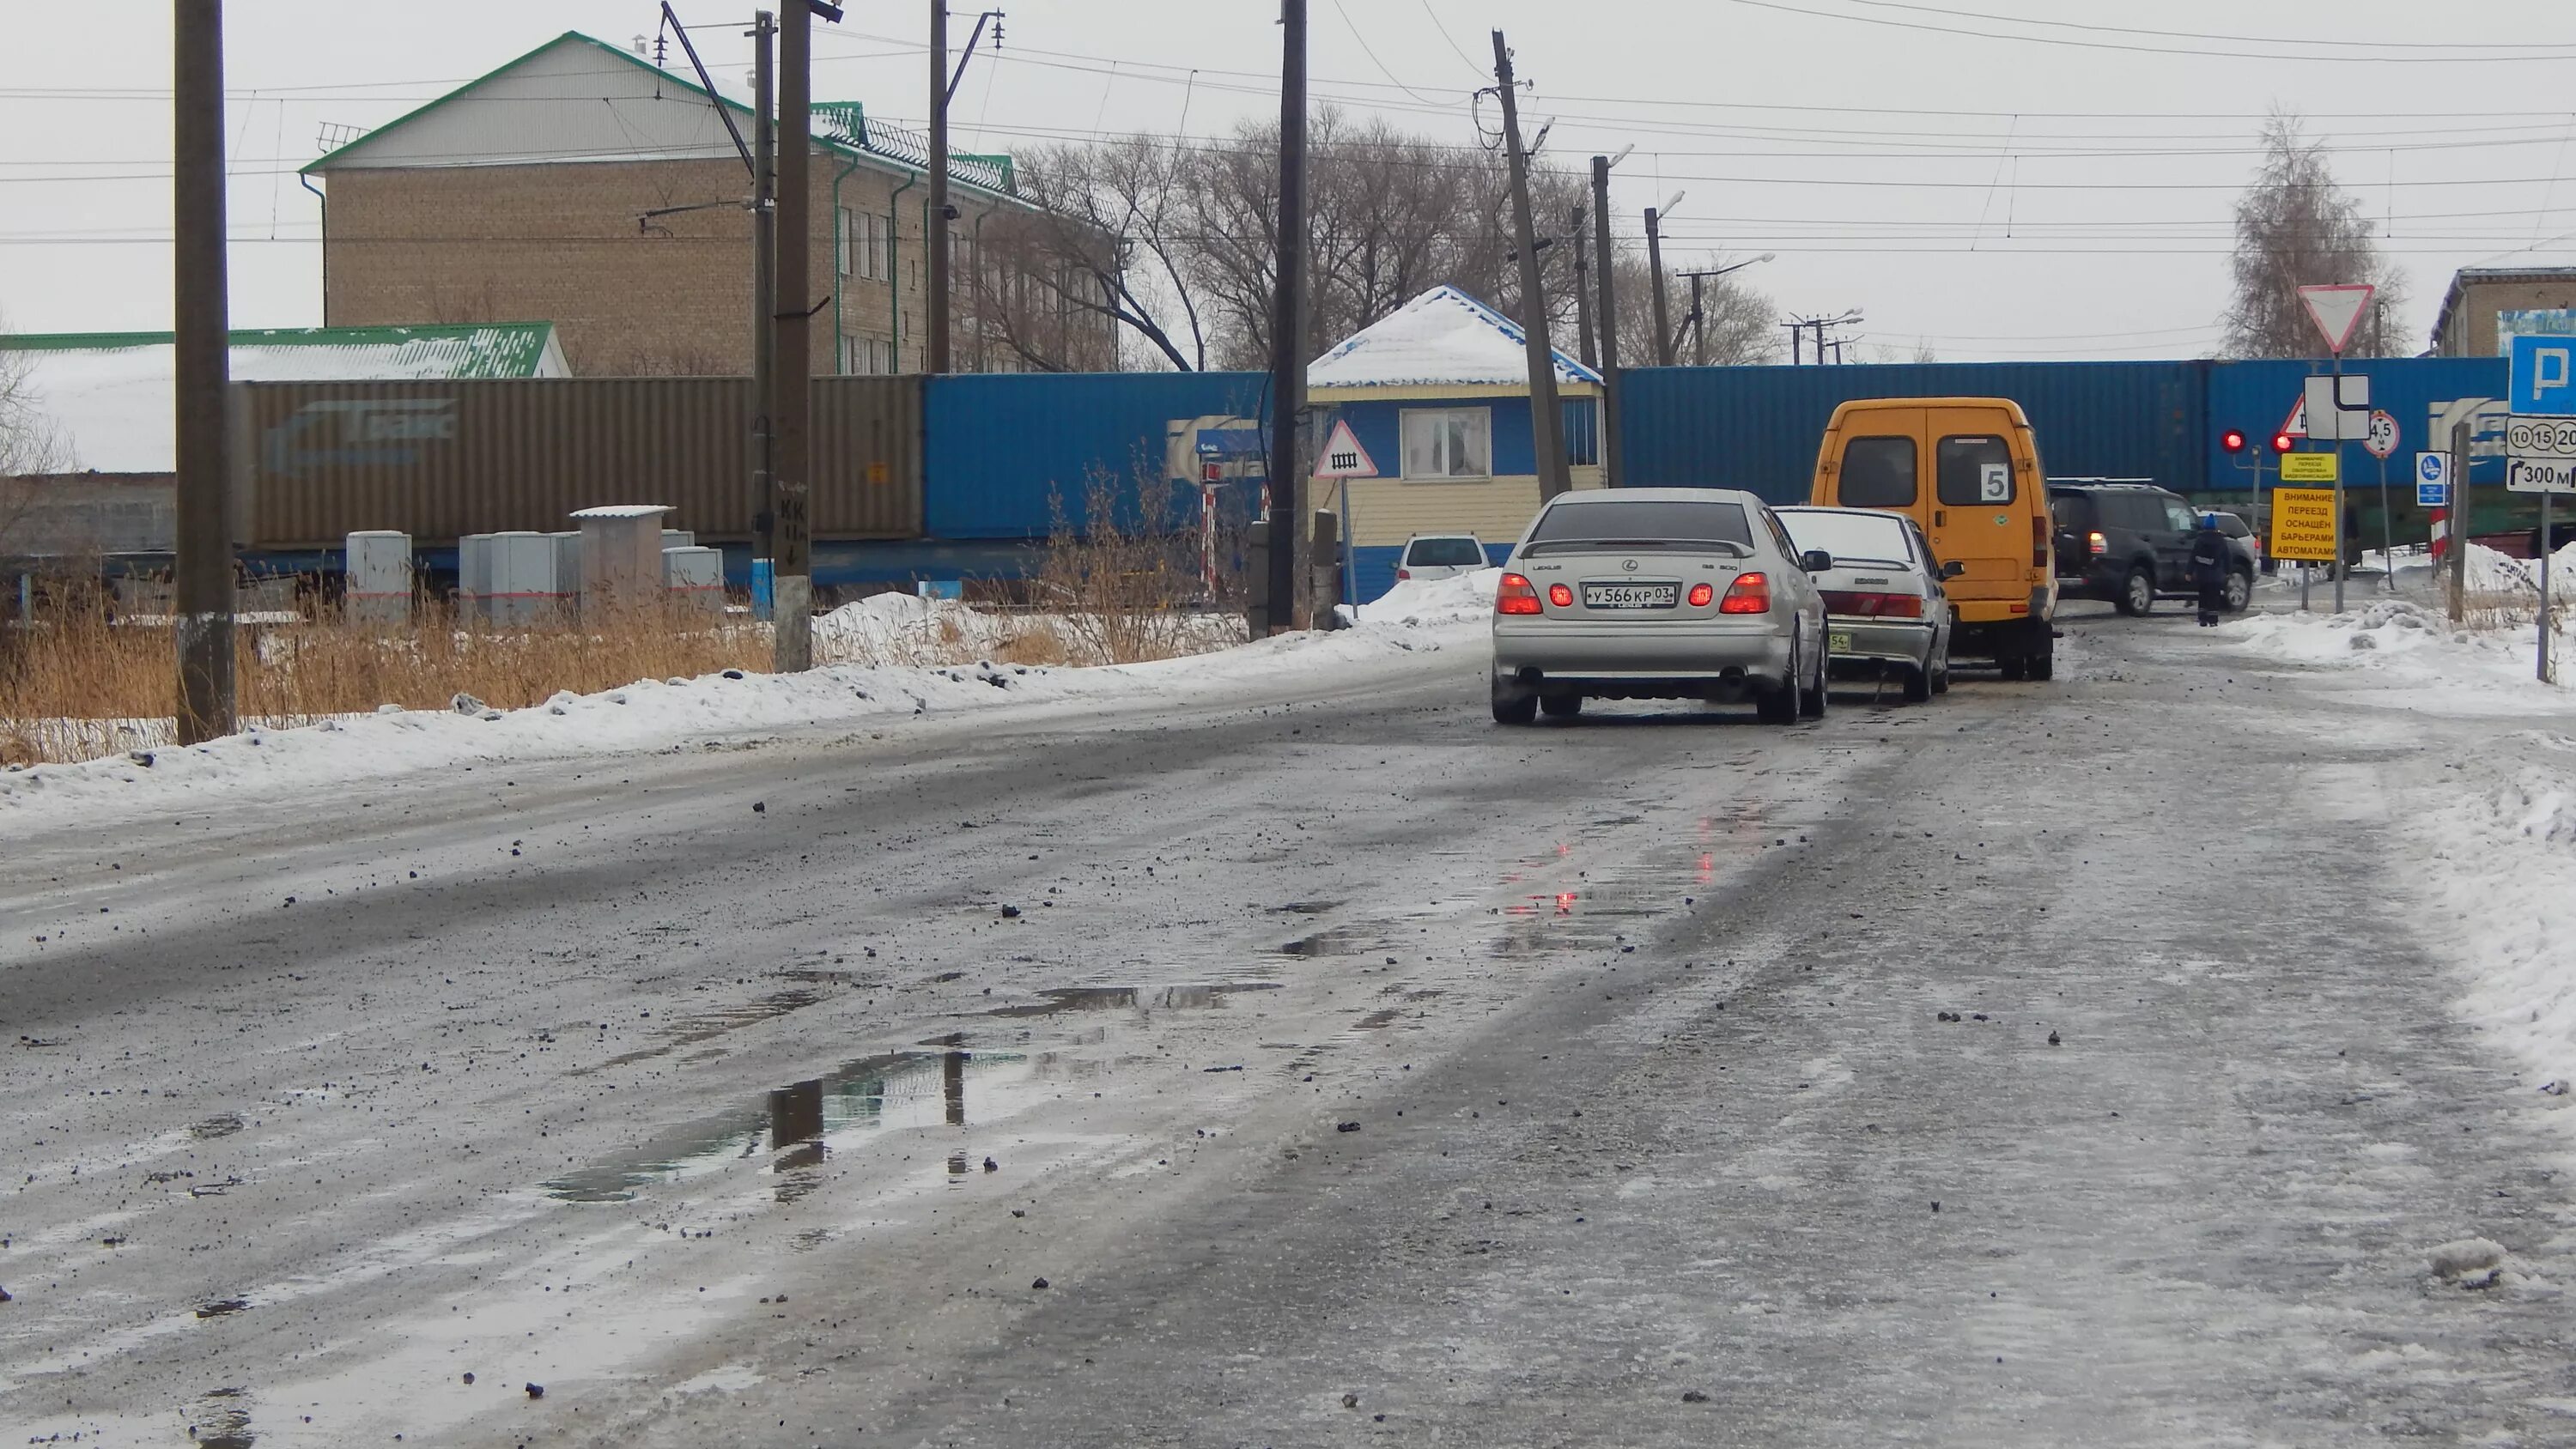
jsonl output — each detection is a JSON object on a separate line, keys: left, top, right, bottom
{"left": 837, "top": 207, "right": 855, "bottom": 277}
{"left": 1561, "top": 397, "right": 1600, "bottom": 467}
{"left": 866, "top": 211, "right": 887, "bottom": 280}
{"left": 1400, "top": 408, "right": 1492, "bottom": 480}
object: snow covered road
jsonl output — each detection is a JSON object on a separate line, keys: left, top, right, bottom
{"left": 5, "top": 602, "right": 2574, "bottom": 1446}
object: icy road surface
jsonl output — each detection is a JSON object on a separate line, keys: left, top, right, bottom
{"left": 4, "top": 605, "right": 2573, "bottom": 1446}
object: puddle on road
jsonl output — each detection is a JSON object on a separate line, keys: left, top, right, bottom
{"left": 541, "top": 1045, "right": 1024, "bottom": 1204}
{"left": 1267, "top": 900, "right": 1342, "bottom": 915}
{"left": 1278, "top": 930, "right": 1365, "bottom": 957}
{"left": 195, "top": 1297, "right": 252, "bottom": 1319}
{"left": 191, "top": 1113, "right": 244, "bottom": 1139}
{"left": 581, "top": 988, "right": 825, "bottom": 1073}
{"left": 983, "top": 982, "right": 1280, "bottom": 1018}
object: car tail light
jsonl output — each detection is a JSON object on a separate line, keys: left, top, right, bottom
{"left": 1820, "top": 590, "right": 1923, "bottom": 618}
{"left": 1496, "top": 573, "right": 1542, "bottom": 615}
{"left": 1719, "top": 572, "right": 1770, "bottom": 614}
{"left": 2032, "top": 516, "right": 2049, "bottom": 567}
{"left": 1546, "top": 583, "right": 1574, "bottom": 608}
{"left": 1396, "top": 567, "right": 1412, "bottom": 580}
{"left": 1687, "top": 581, "right": 1715, "bottom": 608}
{"left": 2087, "top": 530, "right": 2107, "bottom": 556}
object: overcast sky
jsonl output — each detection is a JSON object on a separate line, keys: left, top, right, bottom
{"left": 6, "top": 1, "right": 2576, "bottom": 361}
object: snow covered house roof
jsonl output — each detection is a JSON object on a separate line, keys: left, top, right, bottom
{"left": 1307, "top": 286, "right": 1602, "bottom": 391}
{"left": 303, "top": 32, "right": 1023, "bottom": 203}
{"left": 0, "top": 322, "right": 568, "bottom": 476}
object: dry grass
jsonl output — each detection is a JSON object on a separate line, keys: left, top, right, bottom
{"left": 1027, "top": 472, "right": 1237, "bottom": 665}
{"left": 1, "top": 588, "right": 766, "bottom": 766}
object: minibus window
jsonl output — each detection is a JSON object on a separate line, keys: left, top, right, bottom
{"left": 1937, "top": 435, "right": 2014, "bottom": 506}
{"left": 1839, "top": 436, "right": 1917, "bottom": 507}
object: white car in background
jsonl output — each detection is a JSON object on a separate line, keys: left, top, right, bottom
{"left": 1776, "top": 505, "right": 1954, "bottom": 703}
{"left": 1395, "top": 534, "right": 1490, "bottom": 583}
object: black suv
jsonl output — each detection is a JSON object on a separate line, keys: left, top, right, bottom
{"left": 2048, "top": 480, "right": 2251, "bottom": 616}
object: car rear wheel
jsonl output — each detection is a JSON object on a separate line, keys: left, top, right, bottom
{"left": 2222, "top": 570, "right": 2251, "bottom": 612}
{"left": 1491, "top": 681, "right": 1538, "bottom": 725}
{"left": 1998, "top": 652, "right": 2029, "bottom": 681}
{"left": 1902, "top": 662, "right": 1932, "bottom": 703}
{"left": 1540, "top": 693, "right": 1583, "bottom": 719}
{"left": 1797, "top": 640, "right": 1828, "bottom": 718}
{"left": 1931, "top": 652, "right": 1951, "bottom": 694}
{"left": 2116, "top": 566, "right": 2154, "bottom": 616}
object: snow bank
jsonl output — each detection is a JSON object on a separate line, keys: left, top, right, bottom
{"left": 0, "top": 599, "right": 1488, "bottom": 831}
{"left": 2215, "top": 598, "right": 2573, "bottom": 706}
{"left": 2421, "top": 757, "right": 2576, "bottom": 1099}
{"left": 1347, "top": 567, "right": 1500, "bottom": 627}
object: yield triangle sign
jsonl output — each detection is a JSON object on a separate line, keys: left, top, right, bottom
{"left": 1312, "top": 416, "right": 1378, "bottom": 478}
{"left": 2297, "top": 282, "right": 2376, "bottom": 355}
{"left": 2280, "top": 392, "right": 2307, "bottom": 440}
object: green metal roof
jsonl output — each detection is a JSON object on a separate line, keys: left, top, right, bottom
{"left": 0, "top": 322, "right": 562, "bottom": 378}
{"left": 305, "top": 31, "right": 1022, "bottom": 202}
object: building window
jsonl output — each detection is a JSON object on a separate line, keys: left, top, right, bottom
{"left": 866, "top": 210, "right": 887, "bottom": 280}
{"left": 837, "top": 206, "right": 855, "bottom": 278}
{"left": 1560, "top": 397, "right": 1600, "bottom": 467}
{"left": 1400, "top": 408, "right": 1492, "bottom": 480}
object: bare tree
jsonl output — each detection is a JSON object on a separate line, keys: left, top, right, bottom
{"left": 0, "top": 326, "right": 72, "bottom": 556}
{"left": 2225, "top": 111, "right": 2407, "bottom": 359}
{"left": 989, "top": 107, "right": 1606, "bottom": 372}
{"left": 985, "top": 136, "right": 1212, "bottom": 372}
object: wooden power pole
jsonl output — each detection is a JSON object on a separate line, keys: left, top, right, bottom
{"left": 1492, "top": 30, "right": 1570, "bottom": 501}
{"left": 927, "top": 0, "right": 951, "bottom": 374}
{"left": 1592, "top": 156, "right": 1620, "bottom": 484}
{"left": 173, "top": 0, "right": 235, "bottom": 743}
{"left": 1265, "top": 0, "right": 1309, "bottom": 631}
{"left": 773, "top": 0, "right": 814, "bottom": 670}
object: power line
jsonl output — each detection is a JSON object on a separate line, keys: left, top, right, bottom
{"left": 1720, "top": 0, "right": 2576, "bottom": 64}
{"left": 1834, "top": 0, "right": 2576, "bottom": 54}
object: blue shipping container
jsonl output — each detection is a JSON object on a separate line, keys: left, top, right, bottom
{"left": 925, "top": 371, "right": 1270, "bottom": 539}
{"left": 1617, "top": 361, "right": 2209, "bottom": 503}
{"left": 2203, "top": 356, "right": 2508, "bottom": 492}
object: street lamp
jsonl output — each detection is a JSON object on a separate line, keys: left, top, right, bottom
{"left": 1674, "top": 254, "right": 1778, "bottom": 367}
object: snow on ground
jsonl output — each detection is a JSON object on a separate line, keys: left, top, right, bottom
{"left": 2215, "top": 580, "right": 2576, "bottom": 1113}
{"left": 811, "top": 591, "right": 1242, "bottom": 666}
{"left": 2215, "top": 594, "right": 2573, "bottom": 709}
{"left": 0, "top": 572, "right": 1499, "bottom": 831}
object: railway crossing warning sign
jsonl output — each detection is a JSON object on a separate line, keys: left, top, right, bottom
{"left": 2270, "top": 487, "right": 2340, "bottom": 563}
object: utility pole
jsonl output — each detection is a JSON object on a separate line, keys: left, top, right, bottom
{"left": 927, "top": 0, "right": 951, "bottom": 373}
{"left": 1264, "top": 0, "right": 1308, "bottom": 632}
{"left": 1783, "top": 320, "right": 1803, "bottom": 365}
{"left": 173, "top": 0, "right": 234, "bottom": 744}
{"left": 1644, "top": 206, "right": 1673, "bottom": 367}
{"left": 773, "top": 0, "right": 815, "bottom": 670}
{"left": 1590, "top": 156, "right": 1621, "bottom": 484}
{"left": 1571, "top": 204, "right": 1595, "bottom": 370}
{"left": 1492, "top": 30, "right": 1570, "bottom": 501}
{"left": 748, "top": 13, "right": 778, "bottom": 619}
{"left": 1687, "top": 273, "right": 1705, "bottom": 367}
{"left": 2449, "top": 419, "right": 2470, "bottom": 622}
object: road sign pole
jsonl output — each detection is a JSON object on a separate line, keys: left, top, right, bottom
{"left": 2378, "top": 451, "right": 2391, "bottom": 594}
{"left": 2451, "top": 421, "right": 2470, "bottom": 623}
{"left": 2543, "top": 487, "right": 2555, "bottom": 684}
{"left": 2330, "top": 350, "right": 2346, "bottom": 613}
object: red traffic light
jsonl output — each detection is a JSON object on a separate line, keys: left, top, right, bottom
{"left": 2271, "top": 432, "right": 2296, "bottom": 454}
{"left": 2221, "top": 429, "right": 2247, "bottom": 453}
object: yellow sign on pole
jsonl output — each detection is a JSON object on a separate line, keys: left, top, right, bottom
{"left": 2271, "top": 486, "right": 2340, "bottom": 561}
{"left": 2280, "top": 452, "right": 2340, "bottom": 483}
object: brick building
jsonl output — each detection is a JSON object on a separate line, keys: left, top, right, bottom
{"left": 303, "top": 32, "right": 1115, "bottom": 377}
{"left": 2429, "top": 266, "right": 2576, "bottom": 357}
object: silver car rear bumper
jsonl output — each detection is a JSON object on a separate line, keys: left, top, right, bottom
{"left": 1492, "top": 618, "right": 1795, "bottom": 690}
{"left": 1823, "top": 617, "right": 1934, "bottom": 669}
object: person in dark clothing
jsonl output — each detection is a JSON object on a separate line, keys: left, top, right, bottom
{"left": 2189, "top": 512, "right": 2234, "bottom": 627}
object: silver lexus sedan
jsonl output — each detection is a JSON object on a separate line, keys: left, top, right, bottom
{"left": 1490, "top": 488, "right": 1832, "bottom": 725}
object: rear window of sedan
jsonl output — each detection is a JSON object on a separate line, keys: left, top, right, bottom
{"left": 1778, "top": 510, "right": 1913, "bottom": 567}
{"left": 1525, "top": 500, "right": 1753, "bottom": 553}
{"left": 1403, "top": 537, "right": 1487, "bottom": 567}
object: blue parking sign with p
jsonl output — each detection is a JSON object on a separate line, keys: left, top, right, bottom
{"left": 2512, "top": 334, "right": 2576, "bottom": 415}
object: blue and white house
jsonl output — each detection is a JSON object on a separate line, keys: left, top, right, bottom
{"left": 1307, "top": 285, "right": 1607, "bottom": 601}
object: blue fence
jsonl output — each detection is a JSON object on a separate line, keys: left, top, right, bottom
{"left": 900, "top": 356, "right": 2518, "bottom": 550}
{"left": 924, "top": 371, "right": 1267, "bottom": 539}
{"left": 1617, "top": 361, "right": 2208, "bottom": 503}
